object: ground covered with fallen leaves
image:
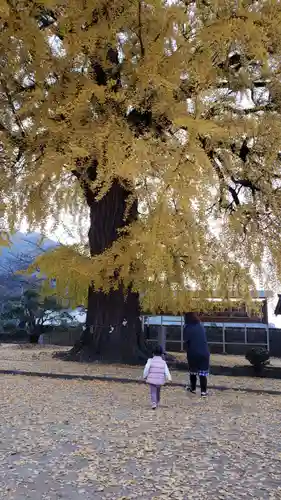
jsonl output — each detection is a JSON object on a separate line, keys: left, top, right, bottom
{"left": 1, "top": 348, "right": 281, "bottom": 499}
{"left": 1, "top": 344, "right": 281, "bottom": 392}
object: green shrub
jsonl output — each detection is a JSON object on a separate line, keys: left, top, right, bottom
{"left": 245, "top": 347, "right": 270, "bottom": 374}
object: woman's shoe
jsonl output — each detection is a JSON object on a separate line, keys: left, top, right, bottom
{"left": 186, "top": 386, "right": 196, "bottom": 394}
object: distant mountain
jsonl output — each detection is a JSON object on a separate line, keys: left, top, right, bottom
{"left": 0, "top": 232, "right": 57, "bottom": 273}
{"left": 0, "top": 232, "right": 58, "bottom": 299}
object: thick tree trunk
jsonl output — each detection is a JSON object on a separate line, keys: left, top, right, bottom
{"left": 70, "top": 175, "right": 150, "bottom": 363}
{"left": 80, "top": 286, "right": 146, "bottom": 363}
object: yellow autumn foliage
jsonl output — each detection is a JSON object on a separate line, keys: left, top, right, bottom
{"left": 0, "top": 0, "right": 281, "bottom": 312}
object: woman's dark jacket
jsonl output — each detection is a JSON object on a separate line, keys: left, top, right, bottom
{"left": 183, "top": 322, "right": 210, "bottom": 359}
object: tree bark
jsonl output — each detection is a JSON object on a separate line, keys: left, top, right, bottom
{"left": 70, "top": 174, "right": 150, "bottom": 363}
{"left": 82, "top": 285, "right": 145, "bottom": 363}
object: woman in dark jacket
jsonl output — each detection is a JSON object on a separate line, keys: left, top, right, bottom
{"left": 183, "top": 312, "right": 210, "bottom": 397}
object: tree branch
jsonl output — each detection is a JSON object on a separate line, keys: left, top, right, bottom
{"left": 138, "top": 0, "right": 145, "bottom": 58}
{"left": 1, "top": 81, "right": 25, "bottom": 137}
{"left": 231, "top": 176, "right": 261, "bottom": 193}
{"left": 199, "top": 135, "right": 241, "bottom": 212}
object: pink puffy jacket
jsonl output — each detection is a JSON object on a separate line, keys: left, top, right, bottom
{"left": 145, "top": 356, "right": 168, "bottom": 386}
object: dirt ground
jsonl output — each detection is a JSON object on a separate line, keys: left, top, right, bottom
{"left": 2, "top": 343, "right": 281, "bottom": 367}
{"left": 1, "top": 344, "right": 281, "bottom": 392}
{"left": 1, "top": 375, "right": 281, "bottom": 499}
{"left": 1, "top": 345, "right": 281, "bottom": 499}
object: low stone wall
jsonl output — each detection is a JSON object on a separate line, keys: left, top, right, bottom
{"left": 0, "top": 327, "right": 82, "bottom": 346}
{"left": 42, "top": 328, "right": 82, "bottom": 346}
{"left": 0, "top": 330, "right": 29, "bottom": 343}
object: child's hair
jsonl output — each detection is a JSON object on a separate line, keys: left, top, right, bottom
{"left": 153, "top": 344, "right": 163, "bottom": 356}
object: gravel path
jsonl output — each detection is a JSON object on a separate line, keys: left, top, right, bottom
{"left": 1, "top": 374, "right": 281, "bottom": 499}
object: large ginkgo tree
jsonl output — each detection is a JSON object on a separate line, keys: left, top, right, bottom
{"left": 1, "top": 0, "right": 281, "bottom": 361}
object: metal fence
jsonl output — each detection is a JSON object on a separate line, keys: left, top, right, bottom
{"left": 143, "top": 315, "right": 270, "bottom": 354}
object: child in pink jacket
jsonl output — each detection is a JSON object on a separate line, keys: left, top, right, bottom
{"left": 143, "top": 345, "right": 172, "bottom": 409}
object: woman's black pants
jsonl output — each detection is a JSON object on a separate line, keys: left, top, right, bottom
{"left": 190, "top": 374, "right": 207, "bottom": 393}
